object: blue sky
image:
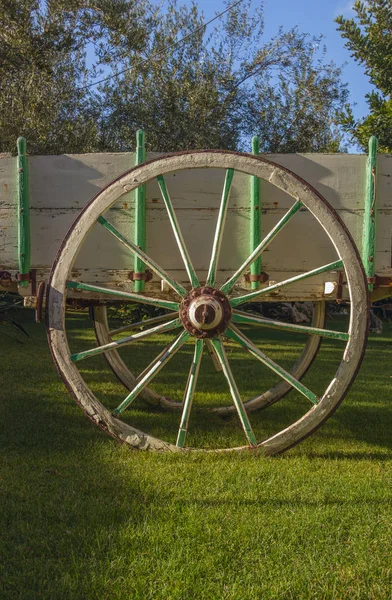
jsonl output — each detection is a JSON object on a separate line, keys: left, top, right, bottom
{"left": 186, "top": 0, "right": 373, "bottom": 135}
{"left": 263, "top": 0, "right": 372, "bottom": 121}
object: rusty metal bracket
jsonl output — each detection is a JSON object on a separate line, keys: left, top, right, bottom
{"left": 16, "top": 272, "right": 30, "bottom": 282}
{"left": 35, "top": 281, "right": 46, "bottom": 323}
{"left": 244, "top": 271, "right": 269, "bottom": 284}
{"left": 16, "top": 269, "right": 36, "bottom": 294}
{"left": 128, "top": 270, "right": 153, "bottom": 282}
{"left": 368, "top": 275, "right": 392, "bottom": 288}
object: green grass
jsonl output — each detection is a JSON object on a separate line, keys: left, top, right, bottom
{"left": 0, "top": 311, "right": 391, "bottom": 599}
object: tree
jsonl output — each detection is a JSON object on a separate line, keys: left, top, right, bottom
{"left": 243, "top": 33, "right": 348, "bottom": 152}
{"left": 336, "top": 0, "right": 392, "bottom": 152}
{"left": 0, "top": 0, "right": 149, "bottom": 154}
{"left": 1, "top": 0, "right": 351, "bottom": 154}
{"left": 99, "top": 1, "right": 349, "bottom": 153}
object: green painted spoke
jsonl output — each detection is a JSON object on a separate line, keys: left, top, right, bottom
{"left": 157, "top": 175, "right": 200, "bottom": 288}
{"left": 206, "top": 339, "right": 222, "bottom": 372}
{"left": 71, "top": 318, "right": 182, "bottom": 362}
{"left": 232, "top": 310, "right": 349, "bottom": 342}
{"left": 97, "top": 215, "right": 187, "bottom": 297}
{"left": 66, "top": 281, "right": 180, "bottom": 311}
{"left": 250, "top": 136, "right": 261, "bottom": 291}
{"left": 113, "top": 330, "right": 190, "bottom": 416}
{"left": 230, "top": 260, "right": 344, "bottom": 308}
{"left": 206, "top": 168, "right": 234, "bottom": 287}
{"left": 226, "top": 326, "right": 319, "bottom": 405}
{"left": 176, "top": 339, "right": 204, "bottom": 448}
{"left": 109, "top": 312, "right": 178, "bottom": 336}
{"left": 210, "top": 338, "right": 258, "bottom": 447}
{"left": 221, "top": 200, "right": 303, "bottom": 294}
{"left": 135, "top": 343, "right": 172, "bottom": 385}
{"left": 134, "top": 129, "right": 147, "bottom": 293}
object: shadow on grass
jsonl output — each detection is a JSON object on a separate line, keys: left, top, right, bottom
{"left": 3, "top": 312, "right": 391, "bottom": 451}
{"left": 0, "top": 320, "right": 162, "bottom": 598}
{"left": 1, "top": 315, "right": 391, "bottom": 598}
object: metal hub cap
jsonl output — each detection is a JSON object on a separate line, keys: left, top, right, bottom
{"left": 180, "top": 286, "right": 232, "bottom": 338}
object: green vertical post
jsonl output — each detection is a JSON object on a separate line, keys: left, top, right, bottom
{"left": 250, "top": 135, "right": 261, "bottom": 290}
{"left": 362, "top": 136, "right": 378, "bottom": 292}
{"left": 17, "top": 137, "right": 30, "bottom": 288}
{"left": 134, "top": 129, "right": 147, "bottom": 292}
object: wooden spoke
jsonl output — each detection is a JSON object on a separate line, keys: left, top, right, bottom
{"left": 221, "top": 200, "right": 302, "bottom": 294}
{"left": 113, "top": 330, "right": 190, "bottom": 416}
{"left": 206, "top": 340, "right": 223, "bottom": 372}
{"left": 210, "top": 338, "right": 258, "bottom": 446}
{"left": 97, "top": 215, "right": 187, "bottom": 297}
{"left": 157, "top": 175, "right": 200, "bottom": 288}
{"left": 206, "top": 168, "right": 234, "bottom": 287}
{"left": 230, "top": 260, "right": 344, "bottom": 308}
{"left": 226, "top": 326, "right": 319, "bottom": 405}
{"left": 232, "top": 310, "right": 349, "bottom": 341}
{"left": 135, "top": 340, "right": 177, "bottom": 385}
{"left": 70, "top": 318, "right": 182, "bottom": 362}
{"left": 176, "top": 339, "right": 204, "bottom": 448}
{"left": 66, "top": 281, "right": 180, "bottom": 311}
{"left": 109, "top": 312, "right": 178, "bottom": 336}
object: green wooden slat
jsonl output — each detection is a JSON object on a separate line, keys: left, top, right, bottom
{"left": 17, "top": 137, "right": 30, "bottom": 287}
{"left": 362, "top": 136, "right": 378, "bottom": 291}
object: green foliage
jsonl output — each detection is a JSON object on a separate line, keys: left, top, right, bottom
{"left": 246, "top": 35, "right": 349, "bottom": 152}
{"left": 95, "top": 1, "right": 350, "bottom": 152}
{"left": 336, "top": 0, "right": 392, "bottom": 152}
{"left": 0, "top": 0, "right": 149, "bottom": 154}
{"left": 1, "top": 0, "right": 351, "bottom": 154}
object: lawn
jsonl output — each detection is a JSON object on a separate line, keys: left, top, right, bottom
{"left": 1, "top": 309, "right": 391, "bottom": 599}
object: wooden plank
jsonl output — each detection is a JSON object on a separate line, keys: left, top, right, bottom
{"left": 1, "top": 205, "right": 390, "bottom": 274}
{"left": 17, "top": 265, "right": 346, "bottom": 302}
{"left": 1, "top": 152, "right": 391, "bottom": 278}
{"left": 0, "top": 157, "right": 17, "bottom": 209}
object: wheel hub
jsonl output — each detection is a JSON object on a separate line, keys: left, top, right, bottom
{"left": 180, "top": 286, "right": 232, "bottom": 338}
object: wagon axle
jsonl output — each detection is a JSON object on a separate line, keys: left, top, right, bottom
{"left": 180, "top": 286, "right": 232, "bottom": 338}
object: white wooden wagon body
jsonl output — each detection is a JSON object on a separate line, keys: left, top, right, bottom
{"left": 1, "top": 148, "right": 391, "bottom": 302}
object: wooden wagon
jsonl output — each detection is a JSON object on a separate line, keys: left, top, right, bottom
{"left": 1, "top": 132, "right": 391, "bottom": 454}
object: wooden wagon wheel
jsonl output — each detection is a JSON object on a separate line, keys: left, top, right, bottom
{"left": 90, "top": 301, "right": 326, "bottom": 413}
{"left": 46, "top": 151, "right": 368, "bottom": 454}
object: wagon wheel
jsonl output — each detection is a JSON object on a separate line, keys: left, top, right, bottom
{"left": 90, "top": 301, "right": 326, "bottom": 413}
{"left": 46, "top": 151, "right": 368, "bottom": 455}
